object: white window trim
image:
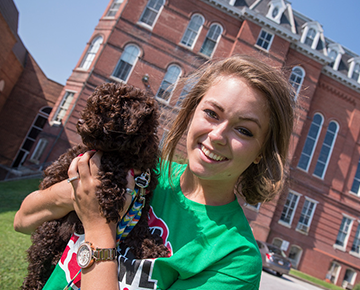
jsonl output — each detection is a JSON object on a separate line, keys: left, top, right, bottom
{"left": 111, "top": 44, "right": 141, "bottom": 83}
{"left": 348, "top": 57, "right": 360, "bottom": 83}
{"left": 244, "top": 202, "right": 261, "bottom": 212}
{"left": 297, "top": 113, "right": 324, "bottom": 172}
{"left": 51, "top": 90, "right": 76, "bottom": 126}
{"left": 278, "top": 190, "right": 302, "bottom": 227}
{"left": 350, "top": 158, "right": 360, "bottom": 196}
{"left": 265, "top": 0, "right": 286, "bottom": 24}
{"left": 255, "top": 29, "right": 274, "bottom": 52}
{"left": 295, "top": 196, "right": 318, "bottom": 235}
{"left": 138, "top": 0, "right": 165, "bottom": 30}
{"left": 180, "top": 14, "right": 205, "bottom": 50}
{"left": 289, "top": 66, "right": 305, "bottom": 96}
{"left": 349, "top": 221, "right": 360, "bottom": 258}
{"left": 79, "top": 35, "right": 103, "bottom": 71}
{"left": 105, "top": 0, "right": 124, "bottom": 18}
{"left": 327, "top": 43, "right": 344, "bottom": 71}
{"left": 155, "top": 64, "right": 182, "bottom": 104}
{"left": 199, "top": 23, "right": 223, "bottom": 58}
{"left": 29, "top": 138, "right": 48, "bottom": 164}
{"left": 333, "top": 214, "right": 354, "bottom": 252}
{"left": 313, "top": 120, "right": 339, "bottom": 179}
{"left": 300, "top": 21, "right": 323, "bottom": 50}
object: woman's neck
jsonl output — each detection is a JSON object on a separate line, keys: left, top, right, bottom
{"left": 180, "top": 167, "right": 236, "bottom": 206}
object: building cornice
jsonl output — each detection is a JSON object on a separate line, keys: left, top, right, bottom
{"left": 290, "top": 42, "right": 331, "bottom": 65}
{"left": 318, "top": 78, "right": 357, "bottom": 106}
{"left": 322, "top": 66, "right": 360, "bottom": 95}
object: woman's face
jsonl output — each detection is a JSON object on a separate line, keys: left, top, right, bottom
{"left": 186, "top": 76, "right": 270, "bottom": 186}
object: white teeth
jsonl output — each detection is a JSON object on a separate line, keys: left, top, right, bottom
{"left": 201, "top": 145, "right": 226, "bottom": 161}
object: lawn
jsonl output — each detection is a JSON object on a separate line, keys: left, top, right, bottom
{"left": 0, "top": 178, "right": 40, "bottom": 290}
{"left": 290, "top": 269, "right": 345, "bottom": 290}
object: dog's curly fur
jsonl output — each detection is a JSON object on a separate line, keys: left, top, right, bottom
{"left": 22, "top": 83, "right": 169, "bottom": 289}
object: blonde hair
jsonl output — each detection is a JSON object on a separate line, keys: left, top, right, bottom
{"left": 161, "top": 55, "right": 295, "bottom": 204}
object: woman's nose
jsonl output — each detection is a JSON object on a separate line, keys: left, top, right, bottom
{"left": 208, "top": 123, "right": 228, "bottom": 145}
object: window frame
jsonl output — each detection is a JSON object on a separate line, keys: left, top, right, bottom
{"left": 79, "top": 35, "right": 103, "bottom": 70}
{"left": 297, "top": 113, "right": 324, "bottom": 172}
{"left": 138, "top": 0, "right": 165, "bottom": 29}
{"left": 289, "top": 66, "right": 305, "bottom": 98}
{"left": 255, "top": 29, "right": 274, "bottom": 51}
{"left": 334, "top": 215, "right": 354, "bottom": 251}
{"left": 199, "top": 23, "right": 223, "bottom": 57}
{"left": 105, "top": 0, "right": 124, "bottom": 17}
{"left": 300, "top": 22, "right": 323, "bottom": 50}
{"left": 279, "top": 190, "right": 301, "bottom": 227}
{"left": 156, "top": 64, "right": 182, "bottom": 104}
{"left": 111, "top": 44, "right": 140, "bottom": 83}
{"left": 52, "top": 91, "right": 76, "bottom": 125}
{"left": 350, "top": 222, "right": 360, "bottom": 257}
{"left": 313, "top": 120, "right": 339, "bottom": 179}
{"left": 296, "top": 197, "right": 318, "bottom": 235}
{"left": 350, "top": 158, "right": 360, "bottom": 195}
{"left": 180, "top": 14, "right": 205, "bottom": 49}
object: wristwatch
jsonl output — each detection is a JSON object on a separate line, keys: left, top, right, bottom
{"left": 76, "top": 242, "right": 117, "bottom": 269}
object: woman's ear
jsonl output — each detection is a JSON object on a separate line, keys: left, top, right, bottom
{"left": 253, "top": 155, "right": 262, "bottom": 164}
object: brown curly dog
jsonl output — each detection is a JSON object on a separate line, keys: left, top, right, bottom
{"left": 22, "top": 83, "right": 169, "bottom": 289}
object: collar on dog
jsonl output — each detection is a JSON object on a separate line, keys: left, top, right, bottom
{"left": 116, "top": 170, "right": 151, "bottom": 247}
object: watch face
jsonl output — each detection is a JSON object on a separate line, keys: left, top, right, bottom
{"left": 77, "top": 244, "right": 92, "bottom": 268}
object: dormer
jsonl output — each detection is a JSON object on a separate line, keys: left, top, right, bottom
{"left": 348, "top": 57, "right": 360, "bottom": 83}
{"left": 327, "top": 43, "right": 344, "bottom": 71}
{"left": 300, "top": 21, "right": 323, "bottom": 50}
{"left": 266, "top": 0, "right": 287, "bottom": 24}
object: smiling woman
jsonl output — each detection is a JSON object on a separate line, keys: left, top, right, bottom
{"left": 14, "top": 55, "right": 295, "bottom": 290}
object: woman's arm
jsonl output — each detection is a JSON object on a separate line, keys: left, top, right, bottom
{"left": 13, "top": 179, "right": 74, "bottom": 234}
{"left": 69, "top": 151, "right": 133, "bottom": 290}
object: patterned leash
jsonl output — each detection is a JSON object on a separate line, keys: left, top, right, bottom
{"left": 64, "top": 170, "right": 151, "bottom": 290}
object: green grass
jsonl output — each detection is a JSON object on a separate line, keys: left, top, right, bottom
{"left": 290, "top": 269, "right": 344, "bottom": 290}
{"left": 0, "top": 178, "right": 41, "bottom": 290}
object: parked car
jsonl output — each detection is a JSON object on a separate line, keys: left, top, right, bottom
{"left": 256, "top": 240, "right": 292, "bottom": 277}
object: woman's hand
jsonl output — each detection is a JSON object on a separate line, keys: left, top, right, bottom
{"left": 68, "top": 151, "right": 135, "bottom": 290}
{"left": 68, "top": 151, "right": 134, "bottom": 242}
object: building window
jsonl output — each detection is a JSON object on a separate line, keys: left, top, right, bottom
{"left": 159, "top": 129, "right": 169, "bottom": 149}
{"left": 342, "top": 269, "right": 356, "bottom": 289}
{"left": 279, "top": 191, "right": 300, "bottom": 225}
{"left": 313, "top": 121, "right": 339, "bottom": 179}
{"left": 335, "top": 216, "right": 353, "bottom": 249}
{"left": 327, "top": 262, "right": 341, "bottom": 284}
{"left": 176, "top": 78, "right": 196, "bottom": 107}
{"left": 12, "top": 107, "right": 52, "bottom": 168}
{"left": 351, "top": 224, "right": 360, "bottom": 255}
{"left": 255, "top": 30, "right": 274, "bottom": 51}
{"left": 156, "top": 65, "right": 181, "bottom": 102}
{"left": 112, "top": 44, "right": 140, "bottom": 82}
{"left": 53, "top": 91, "right": 75, "bottom": 124}
{"left": 139, "top": 0, "right": 164, "bottom": 28}
{"left": 304, "top": 28, "right": 316, "bottom": 47}
{"left": 297, "top": 113, "right": 323, "bottom": 171}
{"left": 200, "top": 24, "right": 223, "bottom": 57}
{"left": 296, "top": 198, "right": 317, "bottom": 234}
{"left": 289, "top": 66, "right": 305, "bottom": 98}
{"left": 106, "top": 0, "right": 123, "bottom": 17}
{"left": 328, "top": 50, "right": 337, "bottom": 68}
{"left": 288, "top": 245, "right": 302, "bottom": 269}
{"left": 351, "top": 158, "right": 360, "bottom": 195}
{"left": 79, "top": 36, "right": 103, "bottom": 70}
{"left": 351, "top": 63, "right": 360, "bottom": 82}
{"left": 30, "top": 138, "right": 48, "bottom": 164}
{"left": 180, "top": 14, "right": 204, "bottom": 48}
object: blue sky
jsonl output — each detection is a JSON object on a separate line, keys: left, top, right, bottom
{"left": 13, "top": 0, "right": 360, "bottom": 86}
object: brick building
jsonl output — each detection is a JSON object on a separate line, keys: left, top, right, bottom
{"left": 0, "top": 0, "right": 63, "bottom": 179}
{"left": 19, "top": 0, "right": 360, "bottom": 288}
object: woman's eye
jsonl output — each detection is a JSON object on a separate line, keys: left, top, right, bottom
{"left": 204, "top": 109, "right": 218, "bottom": 119}
{"left": 237, "top": 128, "right": 253, "bottom": 137}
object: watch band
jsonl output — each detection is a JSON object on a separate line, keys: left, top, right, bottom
{"left": 93, "top": 246, "right": 117, "bottom": 262}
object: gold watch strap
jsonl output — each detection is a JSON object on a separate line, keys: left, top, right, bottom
{"left": 93, "top": 247, "right": 117, "bottom": 262}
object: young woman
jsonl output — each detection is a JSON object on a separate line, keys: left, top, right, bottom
{"left": 14, "top": 55, "right": 295, "bottom": 289}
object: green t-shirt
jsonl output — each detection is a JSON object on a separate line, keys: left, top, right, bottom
{"left": 44, "top": 161, "right": 262, "bottom": 289}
